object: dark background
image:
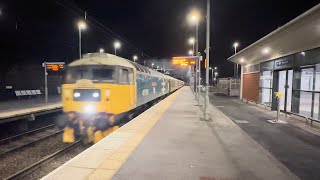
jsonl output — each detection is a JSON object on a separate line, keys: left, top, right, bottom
{"left": 0, "top": 0, "right": 319, "bottom": 79}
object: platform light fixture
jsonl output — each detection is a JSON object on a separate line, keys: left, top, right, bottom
{"left": 301, "top": 51, "right": 306, "bottom": 56}
{"left": 133, "top": 55, "right": 138, "bottom": 62}
{"left": 240, "top": 58, "right": 245, "bottom": 63}
{"left": 262, "top": 47, "right": 270, "bottom": 55}
{"left": 77, "top": 20, "right": 87, "bottom": 59}
{"left": 114, "top": 41, "right": 121, "bottom": 55}
{"left": 233, "top": 42, "right": 239, "bottom": 54}
{"left": 188, "top": 50, "right": 194, "bottom": 56}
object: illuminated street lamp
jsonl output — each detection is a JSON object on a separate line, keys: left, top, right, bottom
{"left": 114, "top": 41, "right": 121, "bottom": 55}
{"left": 188, "top": 10, "right": 200, "bottom": 103}
{"left": 152, "top": 63, "right": 154, "bottom": 69}
{"left": 188, "top": 50, "right": 194, "bottom": 56}
{"left": 133, "top": 55, "right": 138, "bottom": 62}
{"left": 233, "top": 42, "right": 240, "bottom": 78}
{"left": 233, "top": 42, "right": 239, "bottom": 54}
{"left": 78, "top": 21, "right": 87, "bottom": 59}
{"left": 99, "top": 48, "right": 104, "bottom": 53}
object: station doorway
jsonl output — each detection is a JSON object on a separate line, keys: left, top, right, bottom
{"left": 273, "top": 69, "right": 293, "bottom": 112}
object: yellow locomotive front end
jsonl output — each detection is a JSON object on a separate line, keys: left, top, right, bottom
{"left": 60, "top": 54, "right": 136, "bottom": 143}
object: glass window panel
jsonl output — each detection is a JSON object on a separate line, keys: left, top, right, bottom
{"left": 314, "top": 93, "right": 320, "bottom": 120}
{"left": 299, "top": 91, "right": 312, "bottom": 117}
{"left": 260, "top": 71, "right": 273, "bottom": 88}
{"left": 300, "top": 68, "right": 314, "bottom": 91}
{"left": 260, "top": 88, "right": 272, "bottom": 105}
{"left": 286, "top": 70, "right": 293, "bottom": 112}
{"left": 315, "top": 64, "right": 320, "bottom": 91}
{"left": 278, "top": 71, "right": 287, "bottom": 111}
{"left": 119, "top": 69, "right": 129, "bottom": 84}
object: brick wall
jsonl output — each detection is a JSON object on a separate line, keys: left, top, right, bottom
{"left": 243, "top": 73, "right": 260, "bottom": 102}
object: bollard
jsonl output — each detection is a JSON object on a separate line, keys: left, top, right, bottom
{"left": 274, "top": 92, "right": 282, "bottom": 122}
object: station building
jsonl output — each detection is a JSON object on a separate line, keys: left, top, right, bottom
{"left": 228, "top": 4, "right": 320, "bottom": 119}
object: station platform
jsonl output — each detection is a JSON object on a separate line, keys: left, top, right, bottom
{"left": 42, "top": 87, "right": 296, "bottom": 180}
{"left": 0, "top": 96, "right": 61, "bottom": 123}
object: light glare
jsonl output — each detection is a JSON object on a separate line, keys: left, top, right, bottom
{"left": 85, "top": 104, "right": 95, "bottom": 114}
{"left": 78, "top": 21, "right": 86, "bottom": 30}
{"left": 133, "top": 55, "right": 138, "bottom": 60}
{"left": 74, "top": 92, "right": 80, "bottom": 98}
{"left": 233, "top": 42, "right": 239, "bottom": 48}
{"left": 189, "top": 37, "right": 195, "bottom": 44}
{"left": 262, "top": 47, "right": 270, "bottom": 55}
{"left": 92, "top": 92, "right": 99, "bottom": 98}
{"left": 114, "top": 41, "right": 121, "bottom": 48}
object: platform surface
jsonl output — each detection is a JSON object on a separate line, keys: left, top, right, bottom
{"left": 208, "top": 92, "right": 320, "bottom": 180}
{"left": 43, "top": 87, "right": 295, "bottom": 180}
{"left": 0, "top": 96, "right": 61, "bottom": 120}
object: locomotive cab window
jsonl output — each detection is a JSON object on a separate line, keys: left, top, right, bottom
{"left": 119, "top": 68, "right": 134, "bottom": 84}
{"left": 65, "top": 65, "right": 115, "bottom": 84}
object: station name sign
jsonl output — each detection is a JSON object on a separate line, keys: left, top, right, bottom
{"left": 43, "top": 62, "right": 66, "bottom": 72}
{"left": 172, "top": 56, "right": 197, "bottom": 66}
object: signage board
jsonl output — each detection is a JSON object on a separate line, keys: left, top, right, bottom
{"left": 44, "top": 62, "right": 66, "bottom": 71}
{"left": 172, "top": 56, "right": 197, "bottom": 66}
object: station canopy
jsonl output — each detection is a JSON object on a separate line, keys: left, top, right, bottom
{"left": 228, "top": 4, "right": 320, "bottom": 65}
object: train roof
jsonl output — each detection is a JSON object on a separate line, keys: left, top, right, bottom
{"left": 68, "top": 53, "right": 183, "bottom": 82}
{"left": 68, "top": 53, "right": 135, "bottom": 69}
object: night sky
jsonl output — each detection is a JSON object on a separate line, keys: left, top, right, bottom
{"left": 0, "top": 0, "right": 319, "bottom": 77}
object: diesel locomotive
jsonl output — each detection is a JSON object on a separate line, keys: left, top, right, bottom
{"left": 61, "top": 53, "right": 184, "bottom": 143}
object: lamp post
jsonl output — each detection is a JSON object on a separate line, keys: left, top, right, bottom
{"left": 204, "top": 0, "right": 211, "bottom": 120}
{"left": 99, "top": 48, "right": 104, "bottom": 53}
{"left": 210, "top": 67, "right": 213, "bottom": 86}
{"left": 133, "top": 55, "right": 138, "bottom": 62}
{"left": 114, "top": 41, "right": 121, "bottom": 55}
{"left": 189, "top": 11, "right": 200, "bottom": 103}
{"left": 78, "top": 21, "right": 86, "bottom": 59}
{"left": 233, "top": 42, "right": 239, "bottom": 78}
{"left": 152, "top": 63, "right": 154, "bottom": 69}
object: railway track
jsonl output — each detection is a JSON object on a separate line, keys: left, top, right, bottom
{"left": 4, "top": 140, "right": 81, "bottom": 180}
{"left": 0, "top": 124, "right": 62, "bottom": 156}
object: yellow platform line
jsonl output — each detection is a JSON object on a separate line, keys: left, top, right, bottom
{"left": 88, "top": 89, "right": 182, "bottom": 180}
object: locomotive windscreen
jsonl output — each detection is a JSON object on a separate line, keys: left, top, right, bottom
{"left": 65, "top": 65, "right": 115, "bottom": 83}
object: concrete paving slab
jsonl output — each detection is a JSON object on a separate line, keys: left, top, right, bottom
{"left": 113, "top": 87, "right": 295, "bottom": 180}
{"left": 43, "top": 166, "right": 94, "bottom": 180}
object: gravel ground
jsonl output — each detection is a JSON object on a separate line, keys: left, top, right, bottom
{"left": 0, "top": 134, "right": 67, "bottom": 179}
{"left": 23, "top": 144, "right": 90, "bottom": 179}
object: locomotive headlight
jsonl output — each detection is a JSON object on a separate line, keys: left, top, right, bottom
{"left": 92, "top": 92, "right": 99, "bottom": 98}
{"left": 74, "top": 92, "right": 81, "bottom": 98}
{"left": 84, "top": 104, "right": 96, "bottom": 114}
